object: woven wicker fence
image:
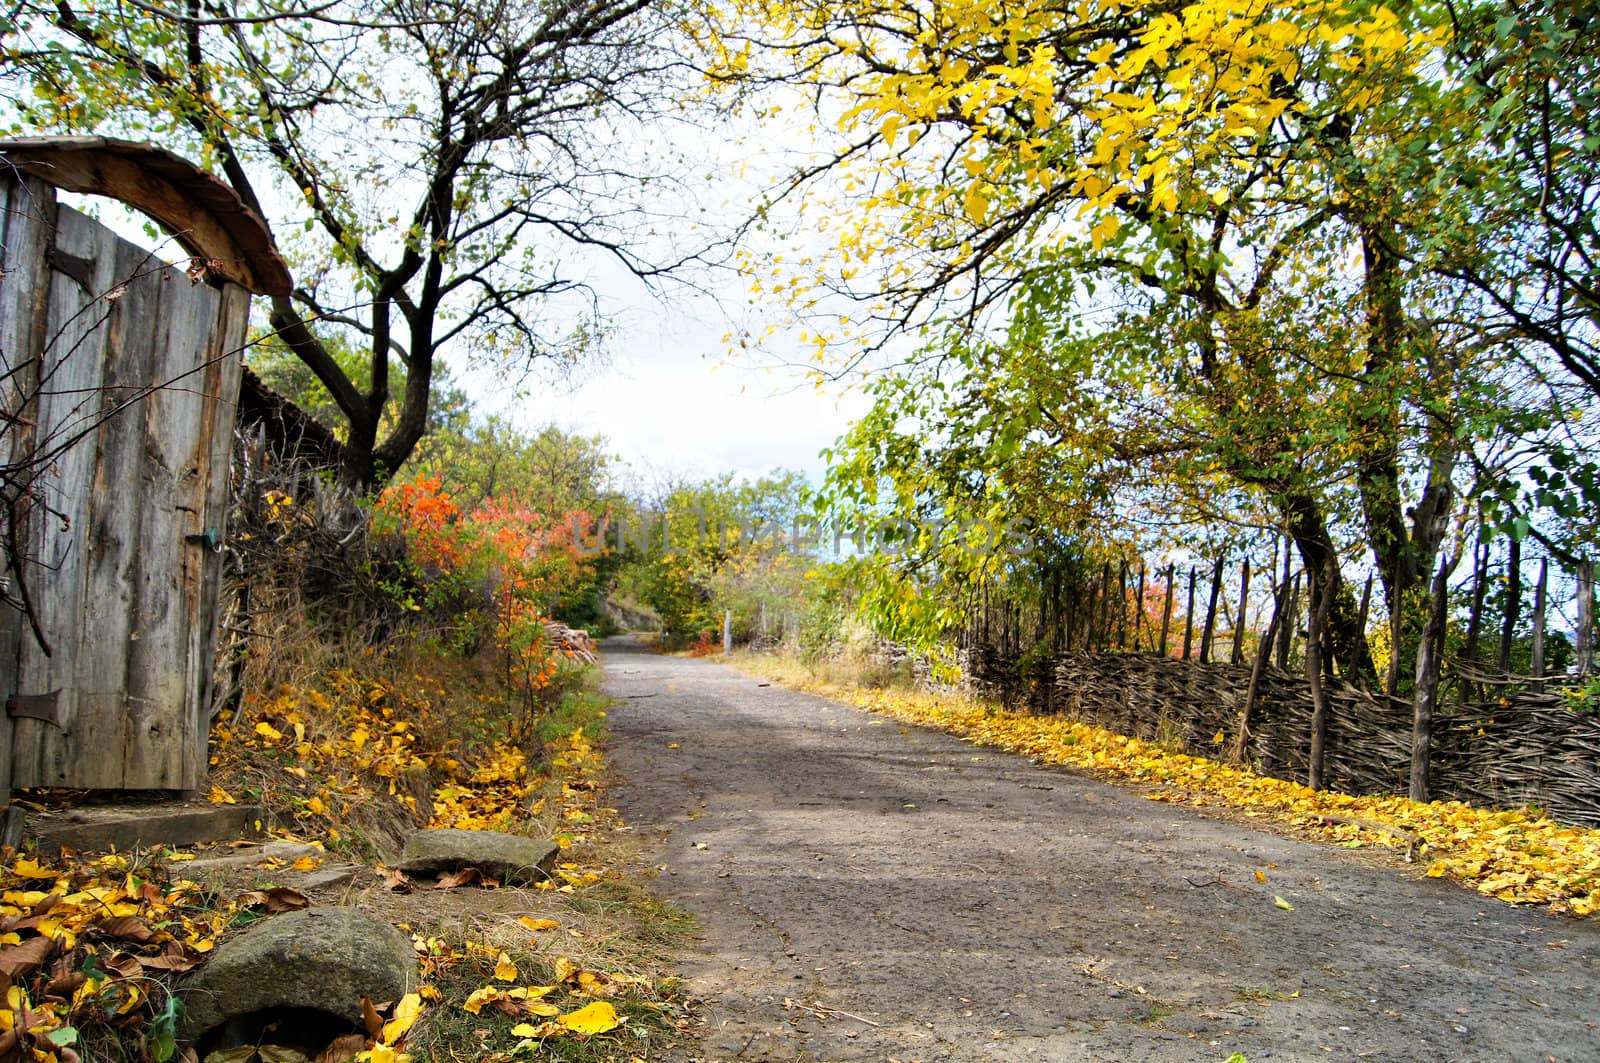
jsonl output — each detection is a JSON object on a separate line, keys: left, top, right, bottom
{"left": 964, "top": 647, "right": 1600, "bottom": 828}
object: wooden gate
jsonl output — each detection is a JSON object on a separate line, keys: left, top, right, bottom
{"left": 1, "top": 142, "right": 288, "bottom": 795}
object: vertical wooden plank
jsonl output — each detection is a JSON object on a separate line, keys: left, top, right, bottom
{"left": 12, "top": 202, "right": 120, "bottom": 788}
{"left": 71, "top": 220, "right": 166, "bottom": 788}
{"left": 193, "top": 285, "right": 248, "bottom": 778}
{"left": 0, "top": 175, "right": 61, "bottom": 806}
{"left": 125, "top": 247, "right": 218, "bottom": 790}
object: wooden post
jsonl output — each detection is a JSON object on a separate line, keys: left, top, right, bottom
{"left": 1578, "top": 560, "right": 1595, "bottom": 678}
{"left": 1182, "top": 567, "right": 1198, "bottom": 660}
{"left": 723, "top": 610, "right": 732, "bottom": 655}
{"left": 1063, "top": 575, "right": 1077, "bottom": 650}
{"left": 1200, "top": 554, "right": 1225, "bottom": 663}
{"left": 1275, "top": 574, "right": 1301, "bottom": 671}
{"left": 1531, "top": 559, "right": 1548, "bottom": 691}
{"left": 1497, "top": 536, "right": 1523, "bottom": 676}
{"left": 1231, "top": 558, "right": 1251, "bottom": 666}
{"left": 1096, "top": 562, "right": 1112, "bottom": 651}
{"left": 1463, "top": 537, "right": 1489, "bottom": 699}
{"left": 1133, "top": 564, "right": 1147, "bottom": 652}
{"left": 1158, "top": 564, "right": 1175, "bottom": 657}
{"left": 1115, "top": 561, "right": 1129, "bottom": 650}
{"left": 1235, "top": 560, "right": 1293, "bottom": 767}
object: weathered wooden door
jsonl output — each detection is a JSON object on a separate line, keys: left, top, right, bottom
{"left": 1, "top": 174, "right": 247, "bottom": 791}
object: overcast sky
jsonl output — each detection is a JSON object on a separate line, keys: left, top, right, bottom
{"left": 467, "top": 290, "right": 873, "bottom": 486}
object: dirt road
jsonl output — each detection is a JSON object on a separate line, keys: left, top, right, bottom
{"left": 602, "top": 639, "right": 1600, "bottom": 1062}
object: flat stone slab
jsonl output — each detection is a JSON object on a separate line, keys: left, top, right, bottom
{"left": 398, "top": 828, "right": 557, "bottom": 885}
{"left": 178, "top": 907, "right": 417, "bottom": 1042}
{"left": 176, "top": 840, "right": 322, "bottom": 877}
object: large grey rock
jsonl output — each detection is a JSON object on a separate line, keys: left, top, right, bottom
{"left": 398, "top": 828, "right": 558, "bottom": 885}
{"left": 179, "top": 907, "right": 417, "bottom": 1041}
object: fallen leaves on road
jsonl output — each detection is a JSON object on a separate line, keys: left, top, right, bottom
{"left": 821, "top": 686, "right": 1600, "bottom": 916}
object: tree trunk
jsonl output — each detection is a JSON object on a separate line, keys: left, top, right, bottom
{"left": 1410, "top": 557, "right": 1455, "bottom": 802}
{"left": 1307, "top": 557, "right": 1336, "bottom": 791}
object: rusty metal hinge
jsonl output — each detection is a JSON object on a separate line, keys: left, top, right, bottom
{"left": 46, "top": 245, "right": 96, "bottom": 294}
{"left": 7, "top": 689, "right": 63, "bottom": 726}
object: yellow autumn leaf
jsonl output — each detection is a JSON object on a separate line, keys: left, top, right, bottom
{"left": 517, "top": 916, "right": 560, "bottom": 932}
{"left": 1254, "top": 870, "right": 1267, "bottom": 884}
{"left": 207, "top": 785, "right": 237, "bottom": 805}
{"left": 292, "top": 856, "right": 321, "bottom": 871}
{"left": 963, "top": 181, "right": 991, "bottom": 226}
{"left": 254, "top": 722, "right": 283, "bottom": 741}
{"left": 494, "top": 952, "right": 518, "bottom": 982}
{"left": 553, "top": 956, "right": 579, "bottom": 982}
{"left": 381, "top": 992, "right": 424, "bottom": 1044}
{"left": 10, "top": 858, "right": 58, "bottom": 880}
{"left": 527, "top": 1002, "right": 561, "bottom": 1017}
{"left": 559, "top": 1000, "right": 621, "bottom": 1035}
{"left": 360, "top": 1046, "right": 411, "bottom": 1063}
{"left": 462, "top": 987, "right": 500, "bottom": 1014}
{"left": 1090, "top": 214, "right": 1120, "bottom": 249}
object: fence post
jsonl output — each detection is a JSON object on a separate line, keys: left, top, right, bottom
{"left": 1275, "top": 574, "right": 1300, "bottom": 671}
{"left": 1497, "top": 536, "right": 1523, "bottom": 676}
{"left": 1183, "top": 567, "right": 1198, "bottom": 660}
{"left": 1231, "top": 558, "right": 1251, "bottom": 665}
{"left": 723, "top": 609, "right": 732, "bottom": 656}
{"left": 1115, "top": 562, "right": 1129, "bottom": 650}
{"left": 1158, "top": 564, "right": 1175, "bottom": 657}
{"left": 1200, "top": 554, "right": 1225, "bottom": 663}
{"left": 1531, "top": 559, "right": 1548, "bottom": 691}
{"left": 1578, "top": 560, "right": 1595, "bottom": 678}
{"left": 1133, "top": 564, "right": 1147, "bottom": 652}
{"left": 1463, "top": 536, "right": 1489, "bottom": 700}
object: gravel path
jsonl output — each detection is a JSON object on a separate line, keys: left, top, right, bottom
{"left": 602, "top": 638, "right": 1600, "bottom": 1063}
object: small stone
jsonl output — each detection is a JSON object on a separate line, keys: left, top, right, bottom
{"left": 300, "top": 865, "right": 359, "bottom": 891}
{"left": 179, "top": 907, "right": 416, "bottom": 1042}
{"left": 398, "top": 828, "right": 557, "bottom": 885}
